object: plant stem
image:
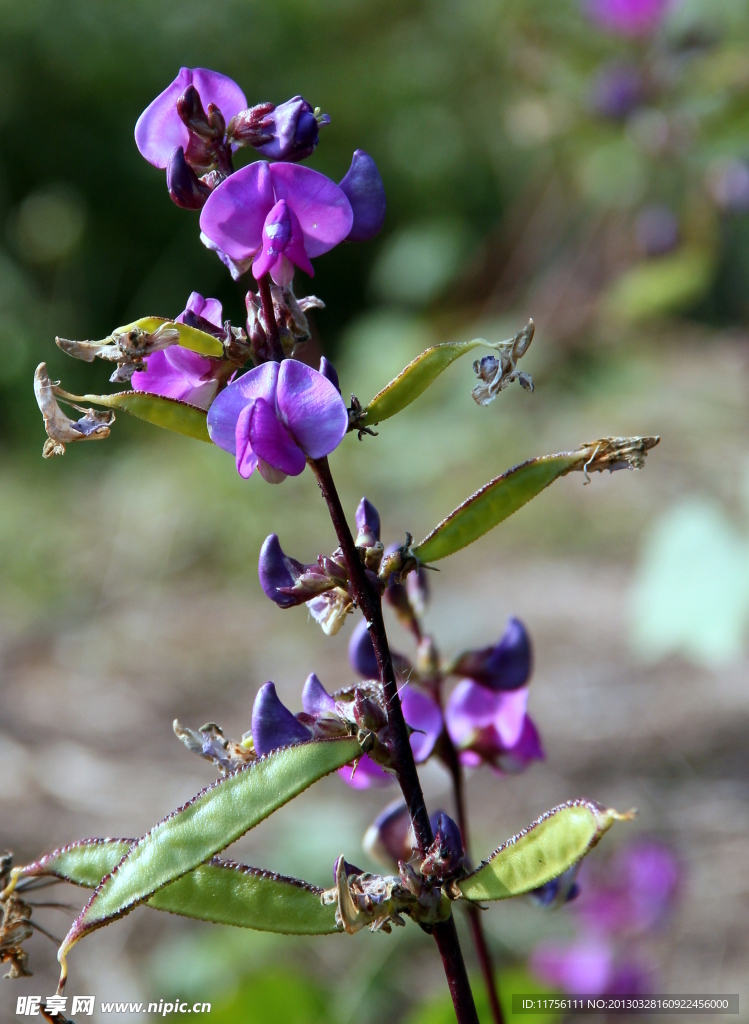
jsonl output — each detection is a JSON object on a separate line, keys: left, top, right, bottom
{"left": 442, "top": 734, "right": 505, "bottom": 1024}
{"left": 257, "top": 273, "right": 285, "bottom": 362}
{"left": 309, "top": 455, "right": 479, "bottom": 1024}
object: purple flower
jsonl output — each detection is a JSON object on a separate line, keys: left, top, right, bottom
{"left": 422, "top": 811, "right": 464, "bottom": 879}
{"left": 199, "top": 161, "right": 353, "bottom": 286}
{"left": 258, "top": 534, "right": 307, "bottom": 608}
{"left": 206, "top": 358, "right": 348, "bottom": 483}
{"left": 586, "top": 0, "right": 671, "bottom": 37}
{"left": 589, "top": 64, "right": 643, "bottom": 120}
{"left": 348, "top": 618, "right": 412, "bottom": 680}
{"left": 529, "top": 865, "right": 581, "bottom": 909}
{"left": 531, "top": 939, "right": 616, "bottom": 995}
{"left": 339, "top": 753, "right": 393, "bottom": 790}
{"left": 251, "top": 681, "right": 313, "bottom": 755}
{"left": 236, "top": 96, "right": 330, "bottom": 163}
{"left": 355, "top": 497, "right": 381, "bottom": 548}
{"left": 401, "top": 688, "right": 443, "bottom": 762}
{"left": 452, "top": 617, "right": 532, "bottom": 691}
{"left": 363, "top": 799, "right": 414, "bottom": 866}
{"left": 130, "top": 293, "right": 233, "bottom": 410}
{"left": 444, "top": 680, "right": 544, "bottom": 773}
{"left": 166, "top": 147, "right": 212, "bottom": 209}
{"left": 339, "top": 150, "right": 387, "bottom": 242}
{"left": 135, "top": 67, "right": 247, "bottom": 169}
{"left": 301, "top": 672, "right": 337, "bottom": 716}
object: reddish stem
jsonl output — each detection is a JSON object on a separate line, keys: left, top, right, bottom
{"left": 257, "top": 273, "right": 285, "bottom": 362}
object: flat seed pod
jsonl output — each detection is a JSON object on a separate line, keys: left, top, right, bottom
{"left": 115, "top": 317, "right": 224, "bottom": 358}
{"left": 457, "top": 800, "right": 634, "bottom": 903}
{"left": 358, "top": 340, "right": 487, "bottom": 426}
{"left": 16, "top": 840, "right": 337, "bottom": 936}
{"left": 413, "top": 437, "right": 659, "bottom": 563}
{"left": 75, "top": 391, "right": 211, "bottom": 442}
{"left": 57, "top": 737, "right": 360, "bottom": 981}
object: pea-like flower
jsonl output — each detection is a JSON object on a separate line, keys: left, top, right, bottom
{"left": 207, "top": 358, "right": 348, "bottom": 483}
{"left": 444, "top": 681, "right": 544, "bottom": 773}
{"left": 135, "top": 67, "right": 246, "bottom": 170}
{"left": 131, "top": 293, "right": 234, "bottom": 410}
{"left": 451, "top": 617, "right": 532, "bottom": 691}
{"left": 228, "top": 96, "right": 330, "bottom": 163}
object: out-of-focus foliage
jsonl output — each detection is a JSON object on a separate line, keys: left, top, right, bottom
{"left": 3, "top": 0, "right": 749, "bottom": 446}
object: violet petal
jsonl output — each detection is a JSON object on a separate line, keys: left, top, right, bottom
{"left": 337, "top": 753, "right": 392, "bottom": 790}
{"left": 348, "top": 619, "right": 380, "bottom": 679}
{"left": 253, "top": 199, "right": 314, "bottom": 280}
{"left": 251, "top": 681, "right": 312, "bottom": 756}
{"left": 363, "top": 799, "right": 413, "bottom": 866}
{"left": 318, "top": 356, "right": 340, "bottom": 392}
{"left": 301, "top": 672, "right": 337, "bottom": 716}
{"left": 401, "top": 688, "right": 443, "bottom": 763}
{"left": 235, "top": 403, "right": 258, "bottom": 479}
{"left": 339, "top": 149, "right": 387, "bottom": 242}
{"left": 199, "top": 160, "right": 276, "bottom": 262}
{"left": 207, "top": 360, "right": 279, "bottom": 454}
{"left": 258, "top": 534, "right": 307, "bottom": 608}
{"left": 355, "top": 497, "right": 381, "bottom": 544}
{"left": 177, "top": 291, "right": 223, "bottom": 328}
{"left": 269, "top": 163, "right": 353, "bottom": 258}
{"left": 275, "top": 359, "right": 349, "bottom": 459}
{"left": 249, "top": 397, "right": 306, "bottom": 476}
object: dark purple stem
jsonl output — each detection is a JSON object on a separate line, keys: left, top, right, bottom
{"left": 442, "top": 735, "right": 506, "bottom": 1024}
{"left": 309, "top": 456, "right": 479, "bottom": 1024}
{"left": 257, "top": 273, "right": 285, "bottom": 362}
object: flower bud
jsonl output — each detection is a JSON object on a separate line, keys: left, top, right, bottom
{"left": 258, "top": 534, "right": 307, "bottom": 608}
{"left": 242, "top": 96, "right": 329, "bottom": 162}
{"left": 225, "top": 101, "right": 276, "bottom": 145}
{"left": 353, "top": 688, "right": 388, "bottom": 732}
{"left": 318, "top": 356, "right": 340, "bottom": 393}
{"left": 251, "top": 681, "right": 312, "bottom": 756}
{"left": 363, "top": 800, "right": 415, "bottom": 867}
{"left": 452, "top": 617, "right": 532, "bottom": 691}
{"left": 355, "top": 497, "right": 381, "bottom": 548}
{"left": 166, "top": 146, "right": 211, "bottom": 210}
{"left": 421, "top": 811, "right": 464, "bottom": 880}
{"left": 177, "top": 84, "right": 226, "bottom": 140}
{"left": 301, "top": 672, "right": 336, "bottom": 716}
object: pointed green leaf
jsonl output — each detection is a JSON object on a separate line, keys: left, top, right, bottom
{"left": 17, "top": 840, "right": 338, "bottom": 936}
{"left": 75, "top": 391, "right": 210, "bottom": 442}
{"left": 357, "top": 339, "right": 487, "bottom": 426}
{"left": 117, "top": 317, "right": 224, "bottom": 357}
{"left": 58, "top": 737, "right": 360, "bottom": 975}
{"left": 457, "top": 800, "right": 634, "bottom": 903}
{"left": 412, "top": 436, "right": 660, "bottom": 563}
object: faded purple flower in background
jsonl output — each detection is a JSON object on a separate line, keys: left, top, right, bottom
{"left": 444, "top": 681, "right": 543, "bottom": 773}
{"left": 589, "top": 64, "right": 643, "bottom": 120}
{"left": 131, "top": 293, "right": 233, "bottom": 410}
{"left": 452, "top": 617, "right": 532, "bottom": 691}
{"left": 635, "top": 204, "right": 680, "bottom": 256}
{"left": 707, "top": 159, "right": 749, "bottom": 213}
{"left": 135, "top": 67, "right": 246, "bottom": 168}
{"left": 199, "top": 161, "right": 354, "bottom": 285}
{"left": 586, "top": 0, "right": 671, "bottom": 37}
{"left": 207, "top": 358, "right": 348, "bottom": 482}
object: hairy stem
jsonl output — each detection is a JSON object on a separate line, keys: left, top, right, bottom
{"left": 257, "top": 273, "right": 285, "bottom": 362}
{"left": 309, "top": 455, "right": 479, "bottom": 1024}
{"left": 443, "top": 734, "right": 505, "bottom": 1024}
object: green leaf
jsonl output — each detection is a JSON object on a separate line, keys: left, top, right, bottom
{"left": 80, "top": 391, "right": 210, "bottom": 442}
{"left": 357, "top": 339, "right": 487, "bottom": 426}
{"left": 58, "top": 737, "right": 360, "bottom": 977}
{"left": 604, "top": 249, "right": 713, "bottom": 324}
{"left": 412, "top": 436, "right": 660, "bottom": 563}
{"left": 457, "top": 800, "right": 633, "bottom": 903}
{"left": 16, "top": 840, "right": 338, "bottom": 935}
{"left": 117, "top": 317, "right": 224, "bottom": 358}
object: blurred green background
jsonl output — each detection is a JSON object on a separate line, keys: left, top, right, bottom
{"left": 1, "top": 0, "right": 748, "bottom": 1021}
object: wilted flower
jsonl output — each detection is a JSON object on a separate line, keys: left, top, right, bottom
{"left": 444, "top": 681, "right": 543, "bottom": 773}
{"left": 207, "top": 358, "right": 349, "bottom": 482}
{"left": 586, "top": 0, "right": 671, "bottom": 37}
{"left": 131, "top": 293, "right": 234, "bottom": 410}
{"left": 228, "top": 96, "right": 330, "bottom": 162}
{"left": 135, "top": 67, "right": 246, "bottom": 170}
{"left": 452, "top": 617, "right": 532, "bottom": 691}
{"left": 472, "top": 320, "right": 534, "bottom": 406}
{"left": 34, "top": 363, "right": 114, "bottom": 458}
{"left": 200, "top": 161, "right": 354, "bottom": 285}
{"left": 173, "top": 719, "right": 255, "bottom": 773}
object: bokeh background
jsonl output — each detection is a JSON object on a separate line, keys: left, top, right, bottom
{"left": 1, "top": 0, "right": 748, "bottom": 1020}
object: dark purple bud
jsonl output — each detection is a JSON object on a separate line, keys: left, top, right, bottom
{"left": 177, "top": 84, "right": 225, "bottom": 140}
{"left": 241, "top": 96, "right": 328, "bottom": 162}
{"left": 635, "top": 204, "right": 679, "bottom": 256}
{"left": 166, "top": 147, "right": 211, "bottom": 210}
{"left": 453, "top": 617, "right": 532, "bottom": 691}
{"left": 529, "top": 864, "right": 581, "bottom": 909}
{"left": 258, "top": 534, "right": 307, "bottom": 608}
{"left": 339, "top": 150, "right": 386, "bottom": 242}
{"left": 422, "top": 811, "right": 464, "bottom": 879}
{"left": 363, "top": 800, "right": 414, "bottom": 866}
{"left": 355, "top": 497, "right": 381, "bottom": 548}
{"left": 349, "top": 619, "right": 412, "bottom": 680}
{"left": 301, "top": 672, "right": 336, "bottom": 716}
{"left": 251, "top": 681, "right": 312, "bottom": 756}
{"left": 589, "top": 64, "right": 642, "bottom": 120}
{"left": 318, "top": 356, "right": 340, "bottom": 393}
{"left": 353, "top": 688, "right": 388, "bottom": 732}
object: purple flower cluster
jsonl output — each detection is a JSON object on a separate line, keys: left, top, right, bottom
{"left": 531, "top": 842, "right": 680, "bottom": 995}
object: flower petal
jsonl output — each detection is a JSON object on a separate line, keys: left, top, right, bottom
{"left": 135, "top": 68, "right": 192, "bottom": 168}
{"left": 252, "top": 200, "right": 314, "bottom": 280}
{"left": 251, "top": 681, "right": 312, "bottom": 756}
{"left": 269, "top": 163, "right": 353, "bottom": 258}
{"left": 207, "top": 361, "right": 278, "bottom": 454}
{"left": 258, "top": 534, "right": 306, "bottom": 608}
{"left": 130, "top": 349, "right": 221, "bottom": 410}
{"left": 444, "top": 679, "right": 502, "bottom": 748}
{"left": 401, "top": 689, "right": 443, "bottom": 763}
{"left": 337, "top": 753, "right": 392, "bottom": 790}
{"left": 190, "top": 68, "right": 247, "bottom": 125}
{"left": 177, "top": 291, "right": 223, "bottom": 328}
{"left": 301, "top": 672, "right": 337, "bottom": 716}
{"left": 199, "top": 161, "right": 275, "bottom": 262}
{"left": 339, "top": 150, "right": 386, "bottom": 241}
{"left": 249, "top": 397, "right": 306, "bottom": 476}
{"left": 493, "top": 686, "right": 529, "bottom": 748}
{"left": 275, "top": 359, "right": 348, "bottom": 459}
{"left": 235, "top": 403, "right": 258, "bottom": 479}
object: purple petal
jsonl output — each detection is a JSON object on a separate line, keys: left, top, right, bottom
{"left": 135, "top": 68, "right": 192, "bottom": 168}
{"left": 252, "top": 199, "right": 314, "bottom": 280}
{"left": 337, "top": 753, "right": 392, "bottom": 790}
{"left": 616, "top": 842, "right": 680, "bottom": 930}
{"left": 493, "top": 687, "right": 530, "bottom": 748}
{"left": 207, "top": 360, "right": 278, "bottom": 454}
{"left": 401, "top": 688, "right": 443, "bottom": 763}
{"left": 249, "top": 397, "right": 306, "bottom": 476}
{"left": 355, "top": 497, "right": 381, "bottom": 544}
{"left": 301, "top": 672, "right": 336, "bottom": 716}
{"left": 254, "top": 96, "right": 322, "bottom": 162}
{"left": 235, "top": 403, "right": 258, "bottom": 479}
{"left": 339, "top": 149, "right": 386, "bottom": 242}
{"left": 190, "top": 68, "right": 247, "bottom": 126}
{"left": 166, "top": 146, "right": 211, "bottom": 208}
{"left": 454, "top": 617, "right": 532, "bottom": 691}
{"left": 349, "top": 619, "right": 380, "bottom": 679}
{"left": 130, "top": 349, "right": 222, "bottom": 410}
{"left": 275, "top": 359, "right": 349, "bottom": 459}
{"left": 199, "top": 160, "right": 275, "bottom": 262}
{"left": 363, "top": 799, "right": 413, "bottom": 865}
{"left": 258, "top": 534, "right": 306, "bottom": 608}
{"left": 318, "top": 357, "right": 340, "bottom": 392}
{"left": 495, "top": 715, "right": 544, "bottom": 773}
{"left": 530, "top": 939, "right": 614, "bottom": 995}
{"left": 269, "top": 163, "right": 353, "bottom": 258}
{"left": 444, "top": 679, "right": 503, "bottom": 748}
{"left": 177, "top": 291, "right": 223, "bottom": 328}
{"left": 251, "top": 681, "right": 312, "bottom": 756}
{"left": 431, "top": 812, "right": 464, "bottom": 874}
